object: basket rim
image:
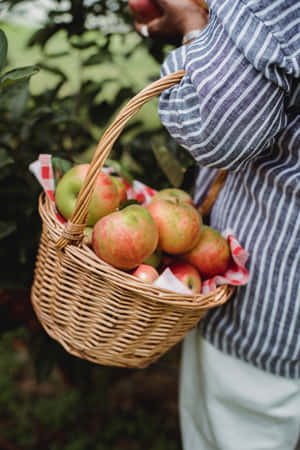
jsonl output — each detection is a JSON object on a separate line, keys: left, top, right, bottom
{"left": 38, "top": 193, "right": 234, "bottom": 311}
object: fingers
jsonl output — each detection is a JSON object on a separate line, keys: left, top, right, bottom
{"left": 135, "top": 16, "right": 167, "bottom": 38}
{"left": 150, "top": 0, "right": 168, "bottom": 9}
{"left": 133, "top": 0, "right": 208, "bottom": 44}
{"left": 135, "top": 22, "right": 150, "bottom": 37}
{"left": 147, "top": 16, "right": 168, "bottom": 35}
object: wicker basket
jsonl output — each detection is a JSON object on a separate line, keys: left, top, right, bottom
{"left": 31, "top": 70, "right": 234, "bottom": 369}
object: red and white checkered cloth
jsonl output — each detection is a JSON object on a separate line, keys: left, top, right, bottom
{"left": 29, "top": 154, "right": 250, "bottom": 294}
{"left": 29, "top": 154, "right": 65, "bottom": 224}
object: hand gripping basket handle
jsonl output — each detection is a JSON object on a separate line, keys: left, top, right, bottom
{"left": 55, "top": 70, "right": 226, "bottom": 250}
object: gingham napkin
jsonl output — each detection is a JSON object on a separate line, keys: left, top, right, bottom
{"left": 102, "top": 167, "right": 158, "bottom": 206}
{"left": 29, "top": 154, "right": 65, "bottom": 224}
{"left": 29, "top": 154, "right": 250, "bottom": 294}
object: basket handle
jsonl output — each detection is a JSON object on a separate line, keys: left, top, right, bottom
{"left": 198, "top": 169, "right": 227, "bottom": 217}
{"left": 56, "top": 70, "right": 185, "bottom": 250}
{"left": 55, "top": 70, "right": 227, "bottom": 250}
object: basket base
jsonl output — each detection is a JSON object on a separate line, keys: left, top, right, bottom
{"left": 31, "top": 289, "right": 203, "bottom": 369}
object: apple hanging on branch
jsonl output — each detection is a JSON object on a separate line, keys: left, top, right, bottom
{"left": 128, "top": 0, "right": 162, "bottom": 22}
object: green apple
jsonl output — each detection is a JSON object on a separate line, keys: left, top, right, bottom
{"left": 55, "top": 164, "right": 119, "bottom": 226}
{"left": 83, "top": 226, "right": 93, "bottom": 246}
{"left": 143, "top": 248, "right": 162, "bottom": 268}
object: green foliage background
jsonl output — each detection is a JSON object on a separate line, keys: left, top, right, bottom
{"left": 0, "top": 0, "right": 197, "bottom": 289}
{"left": 0, "top": 1, "right": 198, "bottom": 448}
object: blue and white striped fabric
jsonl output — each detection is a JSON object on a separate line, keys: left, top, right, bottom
{"left": 158, "top": 0, "right": 300, "bottom": 378}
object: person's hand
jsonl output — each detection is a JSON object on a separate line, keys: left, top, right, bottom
{"left": 134, "top": 0, "right": 209, "bottom": 45}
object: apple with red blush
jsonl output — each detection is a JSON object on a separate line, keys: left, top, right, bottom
{"left": 183, "top": 225, "right": 231, "bottom": 278}
{"left": 128, "top": 0, "right": 162, "bottom": 22}
{"left": 169, "top": 261, "right": 202, "bottom": 294}
{"left": 147, "top": 198, "right": 202, "bottom": 255}
{"left": 149, "top": 188, "right": 194, "bottom": 206}
{"left": 92, "top": 204, "right": 158, "bottom": 270}
{"left": 132, "top": 264, "right": 159, "bottom": 283}
{"left": 55, "top": 164, "right": 119, "bottom": 226}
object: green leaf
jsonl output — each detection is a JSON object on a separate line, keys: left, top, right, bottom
{"left": 152, "top": 137, "right": 185, "bottom": 188}
{"left": 70, "top": 39, "right": 97, "bottom": 50}
{"left": 105, "top": 158, "right": 134, "bottom": 184}
{"left": 45, "top": 50, "right": 70, "bottom": 59}
{"left": 83, "top": 52, "right": 108, "bottom": 66}
{"left": 37, "top": 62, "right": 67, "bottom": 81}
{"left": 121, "top": 149, "right": 144, "bottom": 176}
{"left": 52, "top": 157, "right": 73, "bottom": 185}
{"left": 0, "top": 65, "right": 39, "bottom": 90}
{"left": 27, "top": 24, "right": 61, "bottom": 48}
{"left": 0, "top": 79, "right": 29, "bottom": 118}
{"left": 0, "top": 29, "right": 8, "bottom": 73}
{"left": 0, "top": 221, "right": 17, "bottom": 239}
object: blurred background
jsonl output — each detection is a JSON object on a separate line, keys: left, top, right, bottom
{"left": 0, "top": 1, "right": 199, "bottom": 448}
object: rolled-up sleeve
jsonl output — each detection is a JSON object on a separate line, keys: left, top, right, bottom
{"left": 158, "top": 12, "right": 290, "bottom": 171}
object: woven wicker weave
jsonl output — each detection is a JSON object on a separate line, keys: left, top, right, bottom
{"left": 31, "top": 71, "right": 234, "bottom": 369}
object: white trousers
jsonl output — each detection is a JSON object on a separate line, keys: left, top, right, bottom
{"left": 179, "top": 328, "right": 300, "bottom": 450}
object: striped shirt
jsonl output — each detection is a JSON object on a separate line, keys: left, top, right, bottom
{"left": 158, "top": 0, "right": 300, "bottom": 378}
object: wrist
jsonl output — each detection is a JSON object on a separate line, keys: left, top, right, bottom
{"left": 181, "top": 10, "right": 209, "bottom": 43}
{"left": 182, "top": 29, "right": 203, "bottom": 45}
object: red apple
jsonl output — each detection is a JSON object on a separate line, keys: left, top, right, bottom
{"left": 149, "top": 188, "right": 194, "bottom": 206}
{"left": 132, "top": 264, "right": 159, "bottom": 283}
{"left": 169, "top": 262, "right": 202, "bottom": 294}
{"left": 160, "top": 253, "right": 176, "bottom": 272}
{"left": 128, "top": 0, "right": 162, "bottom": 22}
{"left": 147, "top": 199, "right": 202, "bottom": 254}
{"left": 55, "top": 164, "right": 119, "bottom": 226}
{"left": 111, "top": 176, "right": 128, "bottom": 205}
{"left": 92, "top": 204, "right": 159, "bottom": 270}
{"left": 183, "top": 225, "right": 231, "bottom": 279}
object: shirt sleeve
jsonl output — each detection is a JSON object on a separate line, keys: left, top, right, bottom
{"left": 158, "top": 11, "right": 291, "bottom": 171}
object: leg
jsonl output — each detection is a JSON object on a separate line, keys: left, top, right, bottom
{"left": 179, "top": 329, "right": 300, "bottom": 450}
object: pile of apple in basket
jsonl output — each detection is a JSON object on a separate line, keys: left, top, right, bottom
{"left": 49, "top": 161, "right": 250, "bottom": 295}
